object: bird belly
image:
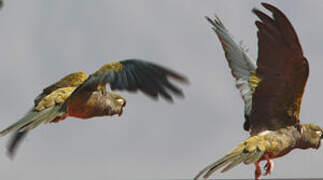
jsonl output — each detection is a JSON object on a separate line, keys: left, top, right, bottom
{"left": 261, "top": 130, "right": 297, "bottom": 158}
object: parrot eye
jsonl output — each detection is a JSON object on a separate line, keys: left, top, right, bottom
{"left": 117, "top": 99, "right": 126, "bottom": 106}
{"left": 315, "top": 131, "right": 322, "bottom": 137}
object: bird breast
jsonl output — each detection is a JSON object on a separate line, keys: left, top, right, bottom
{"left": 67, "top": 91, "right": 108, "bottom": 119}
{"left": 260, "top": 126, "right": 302, "bottom": 158}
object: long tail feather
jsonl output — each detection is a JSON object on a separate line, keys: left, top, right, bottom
{"left": 194, "top": 153, "right": 239, "bottom": 180}
{"left": 203, "top": 153, "right": 240, "bottom": 178}
{"left": 19, "top": 106, "right": 62, "bottom": 132}
{"left": 0, "top": 106, "right": 65, "bottom": 159}
{"left": 0, "top": 106, "right": 63, "bottom": 137}
{"left": 0, "top": 110, "right": 41, "bottom": 137}
{"left": 194, "top": 146, "right": 264, "bottom": 179}
{"left": 221, "top": 150, "right": 260, "bottom": 173}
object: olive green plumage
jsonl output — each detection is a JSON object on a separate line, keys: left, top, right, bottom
{"left": 195, "top": 124, "right": 323, "bottom": 180}
{"left": 34, "top": 72, "right": 88, "bottom": 106}
{"left": 197, "top": 2, "right": 323, "bottom": 180}
{"left": 1, "top": 59, "right": 188, "bottom": 158}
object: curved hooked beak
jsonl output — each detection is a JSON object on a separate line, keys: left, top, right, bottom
{"left": 117, "top": 99, "right": 126, "bottom": 116}
{"left": 118, "top": 107, "right": 124, "bottom": 116}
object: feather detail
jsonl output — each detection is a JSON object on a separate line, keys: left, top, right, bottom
{"left": 194, "top": 136, "right": 266, "bottom": 179}
{"left": 206, "top": 15, "right": 257, "bottom": 130}
{"left": 0, "top": 106, "right": 64, "bottom": 136}
{"left": 68, "top": 59, "right": 188, "bottom": 103}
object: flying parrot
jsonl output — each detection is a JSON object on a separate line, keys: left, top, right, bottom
{"left": 0, "top": 59, "right": 188, "bottom": 158}
{"left": 195, "top": 3, "right": 323, "bottom": 180}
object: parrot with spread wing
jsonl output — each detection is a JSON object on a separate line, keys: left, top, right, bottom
{"left": 195, "top": 3, "right": 323, "bottom": 180}
{"left": 0, "top": 59, "right": 188, "bottom": 158}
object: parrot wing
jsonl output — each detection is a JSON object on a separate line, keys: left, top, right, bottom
{"left": 66, "top": 59, "right": 188, "bottom": 103}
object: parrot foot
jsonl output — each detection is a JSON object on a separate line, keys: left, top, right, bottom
{"left": 254, "top": 161, "right": 262, "bottom": 180}
{"left": 254, "top": 153, "right": 274, "bottom": 179}
{"left": 263, "top": 155, "right": 274, "bottom": 175}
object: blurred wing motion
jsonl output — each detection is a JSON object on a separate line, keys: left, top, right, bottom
{"left": 250, "top": 3, "right": 308, "bottom": 135}
{"left": 205, "top": 16, "right": 257, "bottom": 130}
{"left": 67, "top": 59, "right": 188, "bottom": 103}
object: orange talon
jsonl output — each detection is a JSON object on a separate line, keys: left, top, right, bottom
{"left": 254, "top": 161, "right": 262, "bottom": 180}
{"left": 263, "top": 154, "right": 274, "bottom": 175}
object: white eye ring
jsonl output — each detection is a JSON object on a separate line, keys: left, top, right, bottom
{"left": 316, "top": 131, "right": 322, "bottom": 137}
{"left": 117, "top": 99, "right": 125, "bottom": 104}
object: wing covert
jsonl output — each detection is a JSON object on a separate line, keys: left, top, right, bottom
{"left": 34, "top": 72, "right": 88, "bottom": 106}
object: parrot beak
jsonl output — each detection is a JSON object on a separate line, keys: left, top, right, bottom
{"left": 118, "top": 108, "right": 123, "bottom": 116}
{"left": 117, "top": 99, "right": 126, "bottom": 116}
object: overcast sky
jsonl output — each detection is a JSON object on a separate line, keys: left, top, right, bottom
{"left": 0, "top": 0, "right": 323, "bottom": 179}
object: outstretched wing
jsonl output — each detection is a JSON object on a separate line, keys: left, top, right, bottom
{"left": 249, "top": 3, "right": 309, "bottom": 135}
{"left": 67, "top": 59, "right": 188, "bottom": 102}
{"left": 205, "top": 16, "right": 257, "bottom": 130}
{"left": 34, "top": 72, "right": 88, "bottom": 105}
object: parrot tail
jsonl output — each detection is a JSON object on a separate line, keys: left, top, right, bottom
{"left": 194, "top": 137, "right": 266, "bottom": 180}
{"left": 7, "top": 130, "right": 28, "bottom": 159}
{"left": 0, "top": 105, "right": 63, "bottom": 137}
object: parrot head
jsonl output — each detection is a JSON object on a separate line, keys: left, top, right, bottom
{"left": 105, "top": 92, "right": 126, "bottom": 116}
{"left": 300, "top": 123, "right": 323, "bottom": 149}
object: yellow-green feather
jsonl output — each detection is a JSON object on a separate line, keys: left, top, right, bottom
{"left": 35, "top": 72, "right": 88, "bottom": 106}
{"left": 195, "top": 135, "right": 272, "bottom": 180}
{"left": 35, "top": 87, "right": 77, "bottom": 111}
{"left": 94, "top": 62, "right": 123, "bottom": 75}
{"left": 248, "top": 71, "right": 261, "bottom": 93}
{"left": 43, "top": 72, "right": 88, "bottom": 92}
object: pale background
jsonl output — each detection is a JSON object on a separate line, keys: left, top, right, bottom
{"left": 0, "top": 0, "right": 322, "bottom": 179}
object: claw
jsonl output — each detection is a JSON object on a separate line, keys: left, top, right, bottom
{"left": 264, "top": 158, "right": 274, "bottom": 175}
{"left": 254, "top": 161, "right": 262, "bottom": 180}
{"left": 254, "top": 153, "right": 274, "bottom": 179}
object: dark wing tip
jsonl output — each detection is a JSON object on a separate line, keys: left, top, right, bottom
{"left": 261, "top": 2, "right": 281, "bottom": 13}
{"left": 252, "top": 8, "right": 263, "bottom": 17}
{"left": 152, "top": 64, "right": 189, "bottom": 84}
{"left": 118, "top": 59, "right": 188, "bottom": 102}
{"left": 256, "top": 2, "right": 303, "bottom": 54}
{"left": 205, "top": 16, "right": 216, "bottom": 27}
{"left": 260, "top": 2, "right": 290, "bottom": 22}
{"left": 254, "top": 21, "right": 263, "bottom": 30}
{"left": 252, "top": 8, "right": 276, "bottom": 28}
{"left": 6, "top": 130, "right": 28, "bottom": 159}
{"left": 121, "top": 59, "right": 189, "bottom": 85}
{"left": 205, "top": 15, "right": 224, "bottom": 29}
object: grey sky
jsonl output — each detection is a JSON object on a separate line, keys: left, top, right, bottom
{"left": 0, "top": 0, "right": 322, "bottom": 179}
